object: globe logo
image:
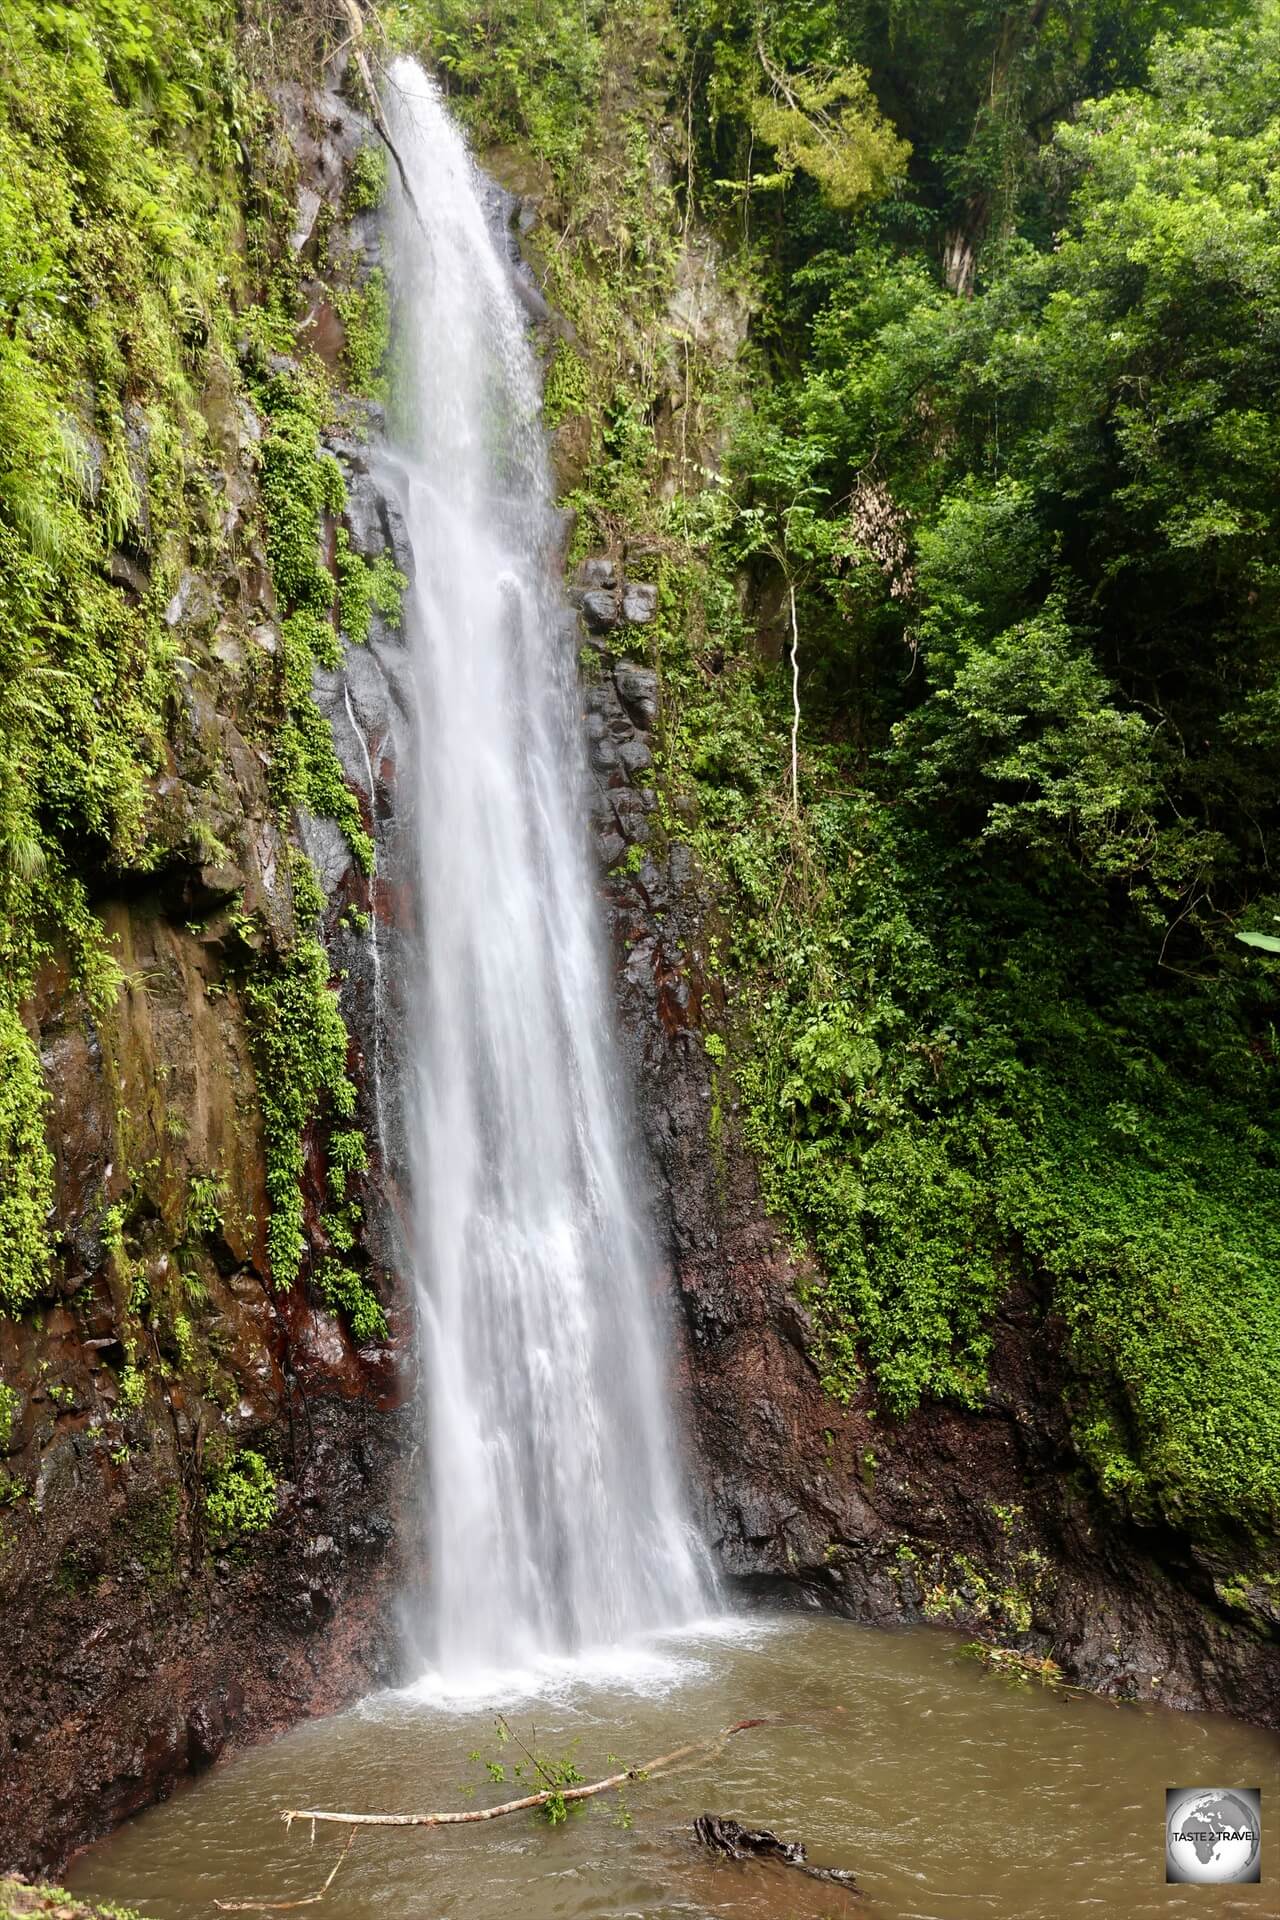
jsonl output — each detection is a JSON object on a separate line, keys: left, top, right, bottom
{"left": 1166, "top": 1787, "right": 1262, "bottom": 1884}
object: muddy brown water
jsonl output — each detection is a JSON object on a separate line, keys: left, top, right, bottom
{"left": 68, "top": 1615, "right": 1279, "bottom": 1920}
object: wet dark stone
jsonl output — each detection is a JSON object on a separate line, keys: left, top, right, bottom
{"left": 622, "top": 581, "right": 658, "bottom": 624}
{"left": 618, "top": 737, "right": 653, "bottom": 777}
{"left": 580, "top": 588, "right": 620, "bottom": 633}
{"left": 384, "top": 496, "right": 416, "bottom": 584}
{"left": 185, "top": 1700, "right": 225, "bottom": 1772}
{"left": 341, "top": 469, "right": 390, "bottom": 559}
{"left": 575, "top": 556, "right": 616, "bottom": 591}
{"left": 613, "top": 663, "right": 659, "bottom": 729}
{"left": 106, "top": 551, "right": 149, "bottom": 597}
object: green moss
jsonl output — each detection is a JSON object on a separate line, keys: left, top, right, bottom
{"left": 326, "top": 1126, "right": 369, "bottom": 1199}
{"left": 0, "top": 0, "right": 374, "bottom": 1314}
{"left": 0, "top": 1383, "right": 20, "bottom": 1453}
{"left": 116, "top": 1364, "right": 145, "bottom": 1411}
{"left": 0, "top": 1006, "right": 54, "bottom": 1312}
{"left": 288, "top": 847, "right": 328, "bottom": 928}
{"left": 243, "top": 937, "right": 356, "bottom": 1285}
{"left": 346, "top": 141, "right": 388, "bottom": 214}
{"left": 249, "top": 376, "right": 376, "bottom": 879}
{"left": 336, "top": 268, "right": 390, "bottom": 398}
{"left": 0, "top": 3, "right": 255, "bottom": 1265}
{"left": 899, "top": 1541, "right": 1046, "bottom": 1635}
{"left": 314, "top": 1257, "right": 387, "bottom": 1344}
{"left": 543, "top": 342, "right": 591, "bottom": 429}
{"left": 284, "top": 605, "right": 341, "bottom": 675}
{"left": 275, "top": 613, "right": 375, "bottom": 873}
{"left": 320, "top": 1208, "right": 357, "bottom": 1252}
{"left": 252, "top": 371, "right": 375, "bottom": 873}
{"left": 234, "top": 147, "right": 384, "bottom": 1308}
{"left": 203, "top": 1447, "right": 276, "bottom": 1537}
{"left": 962, "top": 1644, "right": 1064, "bottom": 1689}
{"left": 182, "top": 1172, "right": 227, "bottom": 1243}
{"left": 0, "top": 1876, "right": 142, "bottom": 1920}
{"left": 125, "top": 1485, "right": 182, "bottom": 1592}
{"left": 335, "top": 529, "right": 405, "bottom": 646}
{"left": 257, "top": 370, "right": 345, "bottom": 614}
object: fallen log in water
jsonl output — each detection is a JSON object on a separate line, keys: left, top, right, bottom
{"left": 215, "top": 1719, "right": 772, "bottom": 1912}
{"left": 214, "top": 1830, "right": 358, "bottom": 1914}
{"left": 274, "top": 1718, "right": 767, "bottom": 1832}
{"left": 695, "top": 1813, "right": 806, "bottom": 1864}
{"left": 694, "top": 1813, "right": 860, "bottom": 1893}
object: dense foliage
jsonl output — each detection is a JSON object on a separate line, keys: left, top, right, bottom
{"left": 2, "top": 0, "right": 1276, "bottom": 1573}
{"left": 412, "top": 0, "right": 1280, "bottom": 1561}
{"left": 0, "top": 0, "right": 253, "bottom": 1306}
{"left": 687, "top": 2, "right": 1280, "bottom": 1548}
{"left": 0, "top": 1, "right": 383, "bottom": 1342}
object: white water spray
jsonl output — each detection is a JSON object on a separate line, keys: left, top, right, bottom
{"left": 383, "top": 60, "right": 712, "bottom": 1679}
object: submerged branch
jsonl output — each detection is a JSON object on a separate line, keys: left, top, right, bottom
{"left": 214, "top": 1826, "right": 358, "bottom": 1912}
{"left": 279, "top": 1719, "right": 768, "bottom": 1830}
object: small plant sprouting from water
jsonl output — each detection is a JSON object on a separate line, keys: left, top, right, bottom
{"left": 467, "top": 1717, "right": 586, "bottom": 1825}
{"left": 961, "top": 1642, "right": 1066, "bottom": 1689}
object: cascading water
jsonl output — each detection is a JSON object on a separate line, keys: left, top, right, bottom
{"left": 382, "top": 59, "right": 713, "bottom": 1681}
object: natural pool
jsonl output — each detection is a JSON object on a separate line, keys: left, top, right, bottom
{"left": 69, "top": 1615, "right": 1279, "bottom": 1920}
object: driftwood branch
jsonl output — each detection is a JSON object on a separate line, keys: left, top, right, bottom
{"left": 335, "top": 0, "right": 422, "bottom": 222}
{"left": 214, "top": 1825, "right": 358, "bottom": 1912}
{"left": 695, "top": 1813, "right": 860, "bottom": 1892}
{"left": 279, "top": 1718, "right": 767, "bottom": 1831}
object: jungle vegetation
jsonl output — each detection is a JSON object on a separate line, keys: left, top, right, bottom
{"left": 412, "top": 0, "right": 1280, "bottom": 1566}
{"left": 0, "top": 0, "right": 1276, "bottom": 1577}
{"left": 0, "top": 0, "right": 387, "bottom": 1345}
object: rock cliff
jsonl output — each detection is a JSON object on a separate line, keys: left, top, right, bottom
{"left": 574, "top": 532, "right": 1280, "bottom": 1729}
{"left": 0, "top": 76, "right": 415, "bottom": 1875}
{"left": 5, "top": 18, "right": 1278, "bottom": 1889}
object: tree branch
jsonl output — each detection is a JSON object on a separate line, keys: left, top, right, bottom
{"left": 335, "top": 0, "right": 422, "bottom": 225}
{"left": 214, "top": 1826, "right": 358, "bottom": 1912}
{"left": 278, "top": 1719, "right": 767, "bottom": 1830}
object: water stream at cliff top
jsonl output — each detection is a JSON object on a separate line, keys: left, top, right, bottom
{"left": 382, "top": 59, "right": 710, "bottom": 1681}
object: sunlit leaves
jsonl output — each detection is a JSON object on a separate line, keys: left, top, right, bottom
{"left": 747, "top": 61, "right": 909, "bottom": 209}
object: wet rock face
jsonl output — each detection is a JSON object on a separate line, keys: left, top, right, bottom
{"left": 574, "top": 546, "right": 1280, "bottom": 1733}
{"left": 0, "top": 80, "right": 415, "bottom": 1877}
{"left": 569, "top": 557, "right": 660, "bottom": 644}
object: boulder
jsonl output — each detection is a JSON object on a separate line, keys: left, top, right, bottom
{"left": 580, "top": 588, "right": 620, "bottom": 634}
{"left": 614, "top": 663, "right": 659, "bottom": 729}
{"left": 622, "top": 581, "right": 658, "bottom": 625}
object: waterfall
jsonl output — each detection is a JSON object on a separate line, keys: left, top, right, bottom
{"left": 382, "top": 59, "right": 713, "bottom": 1681}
